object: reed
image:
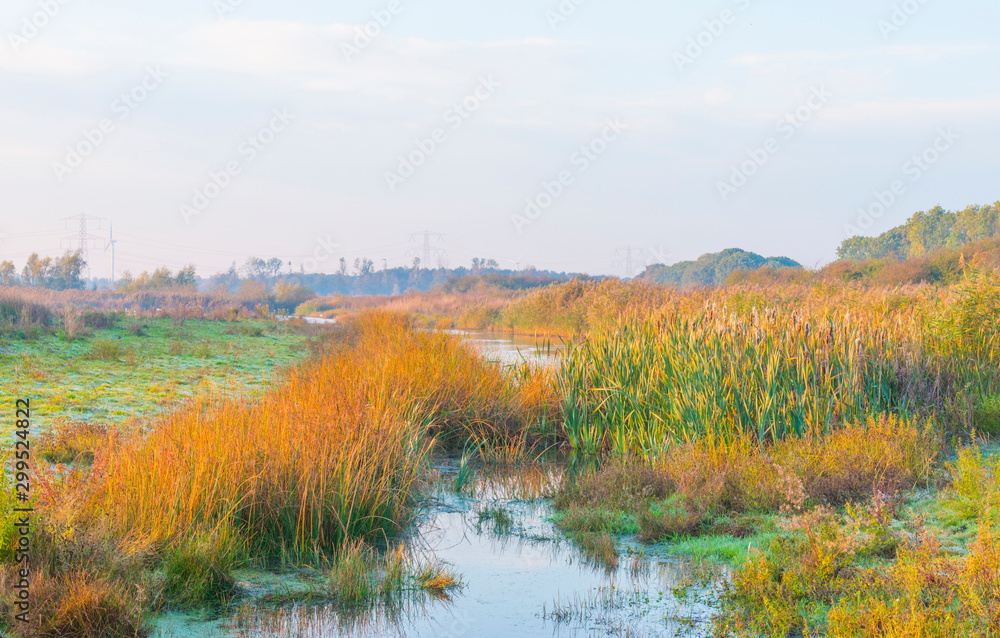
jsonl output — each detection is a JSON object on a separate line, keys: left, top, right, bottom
{"left": 87, "top": 312, "right": 554, "bottom": 561}
{"left": 558, "top": 271, "right": 1000, "bottom": 457}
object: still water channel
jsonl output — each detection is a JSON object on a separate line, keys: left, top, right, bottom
{"left": 153, "top": 331, "right": 722, "bottom": 638}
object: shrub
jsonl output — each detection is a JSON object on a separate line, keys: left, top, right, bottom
{"left": 37, "top": 421, "right": 111, "bottom": 465}
{"left": 82, "top": 339, "right": 137, "bottom": 363}
{"left": 637, "top": 497, "right": 707, "bottom": 541}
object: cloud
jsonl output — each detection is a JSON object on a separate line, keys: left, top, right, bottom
{"left": 730, "top": 44, "right": 991, "bottom": 67}
{"left": 823, "top": 98, "right": 1000, "bottom": 125}
{"left": 704, "top": 87, "right": 733, "bottom": 108}
{"left": 0, "top": 42, "right": 107, "bottom": 77}
{"left": 168, "top": 20, "right": 558, "bottom": 98}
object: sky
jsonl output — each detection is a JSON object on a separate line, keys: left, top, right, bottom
{"left": 0, "top": 0, "right": 997, "bottom": 279}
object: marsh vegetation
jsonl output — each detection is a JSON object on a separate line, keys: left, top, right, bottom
{"left": 1, "top": 261, "right": 1000, "bottom": 636}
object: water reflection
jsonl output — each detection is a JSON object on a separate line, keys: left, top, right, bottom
{"left": 156, "top": 458, "right": 721, "bottom": 638}
{"left": 449, "top": 330, "right": 564, "bottom": 366}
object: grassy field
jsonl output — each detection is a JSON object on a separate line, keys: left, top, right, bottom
{"left": 0, "top": 318, "right": 314, "bottom": 426}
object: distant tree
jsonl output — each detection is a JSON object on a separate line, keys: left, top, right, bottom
{"left": 838, "top": 202, "right": 1000, "bottom": 261}
{"left": 48, "top": 251, "right": 87, "bottom": 290}
{"left": 242, "top": 257, "right": 267, "bottom": 281}
{"left": 265, "top": 257, "right": 284, "bottom": 279}
{"left": 353, "top": 257, "right": 374, "bottom": 277}
{"left": 149, "top": 267, "right": 174, "bottom": 289}
{"left": 21, "top": 253, "right": 51, "bottom": 287}
{"left": 272, "top": 280, "right": 315, "bottom": 312}
{"left": 639, "top": 248, "right": 800, "bottom": 289}
{"left": 0, "top": 260, "right": 18, "bottom": 286}
{"left": 237, "top": 279, "right": 267, "bottom": 301}
{"left": 118, "top": 270, "right": 135, "bottom": 289}
{"left": 175, "top": 264, "right": 198, "bottom": 288}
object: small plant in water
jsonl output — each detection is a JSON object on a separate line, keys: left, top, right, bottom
{"left": 329, "top": 540, "right": 462, "bottom": 604}
{"left": 475, "top": 505, "right": 515, "bottom": 536}
{"left": 452, "top": 440, "right": 481, "bottom": 494}
{"left": 573, "top": 531, "right": 619, "bottom": 571}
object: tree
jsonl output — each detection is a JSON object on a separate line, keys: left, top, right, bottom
{"left": 353, "top": 257, "right": 374, "bottom": 277}
{"left": 265, "top": 258, "right": 284, "bottom": 279}
{"left": 242, "top": 257, "right": 267, "bottom": 281}
{"left": 22, "top": 254, "right": 52, "bottom": 287}
{"left": 175, "top": 264, "right": 198, "bottom": 288}
{"left": 48, "top": 251, "right": 86, "bottom": 290}
{"left": 638, "top": 248, "right": 800, "bottom": 288}
{"left": 149, "top": 267, "right": 174, "bottom": 289}
{"left": 0, "top": 261, "right": 17, "bottom": 286}
{"left": 118, "top": 270, "right": 135, "bottom": 289}
{"left": 272, "top": 280, "right": 315, "bottom": 312}
{"left": 837, "top": 202, "right": 1000, "bottom": 262}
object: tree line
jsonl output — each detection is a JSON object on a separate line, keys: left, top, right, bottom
{"left": 638, "top": 248, "right": 801, "bottom": 288}
{"left": 0, "top": 251, "right": 87, "bottom": 290}
{"left": 838, "top": 202, "right": 1000, "bottom": 261}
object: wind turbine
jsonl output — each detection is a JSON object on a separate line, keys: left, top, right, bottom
{"left": 507, "top": 254, "right": 524, "bottom": 272}
{"left": 104, "top": 222, "right": 117, "bottom": 284}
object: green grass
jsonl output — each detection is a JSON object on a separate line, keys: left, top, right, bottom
{"left": 664, "top": 531, "right": 781, "bottom": 566}
{"left": 551, "top": 506, "right": 639, "bottom": 535}
{"left": 475, "top": 506, "right": 515, "bottom": 535}
{"left": 162, "top": 528, "right": 241, "bottom": 607}
{"left": 0, "top": 318, "right": 315, "bottom": 428}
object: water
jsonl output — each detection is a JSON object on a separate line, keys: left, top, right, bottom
{"left": 290, "top": 317, "right": 561, "bottom": 365}
{"left": 154, "top": 459, "right": 721, "bottom": 638}
{"left": 287, "top": 315, "right": 338, "bottom": 325}
{"left": 152, "top": 332, "right": 722, "bottom": 637}
{"left": 447, "top": 330, "right": 564, "bottom": 367}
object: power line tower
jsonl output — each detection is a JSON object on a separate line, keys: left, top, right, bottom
{"left": 61, "top": 213, "right": 105, "bottom": 278}
{"left": 612, "top": 246, "right": 651, "bottom": 279}
{"left": 406, "top": 230, "right": 447, "bottom": 269}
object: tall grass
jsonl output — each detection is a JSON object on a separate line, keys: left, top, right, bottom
{"left": 560, "top": 307, "right": 898, "bottom": 456}
{"left": 558, "top": 272, "right": 1000, "bottom": 457}
{"left": 0, "top": 290, "right": 54, "bottom": 337}
{"left": 87, "top": 312, "right": 555, "bottom": 561}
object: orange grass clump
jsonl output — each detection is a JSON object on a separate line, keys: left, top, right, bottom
{"left": 88, "top": 312, "right": 555, "bottom": 559}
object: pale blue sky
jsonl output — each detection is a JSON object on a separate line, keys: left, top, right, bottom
{"left": 1, "top": 0, "right": 997, "bottom": 277}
